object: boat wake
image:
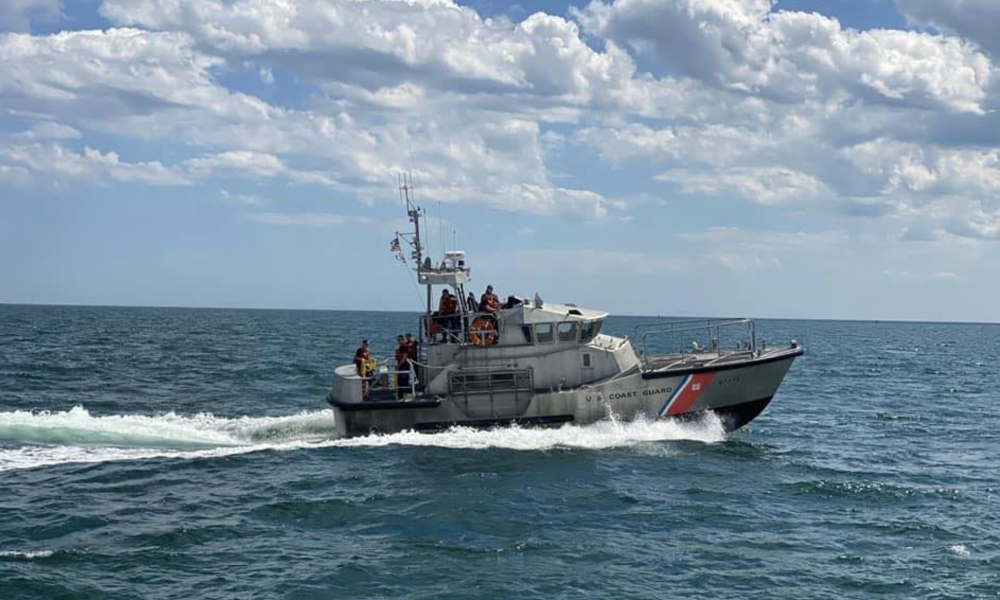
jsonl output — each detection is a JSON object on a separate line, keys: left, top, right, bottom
{"left": 0, "top": 406, "right": 727, "bottom": 472}
{"left": 332, "top": 414, "right": 727, "bottom": 451}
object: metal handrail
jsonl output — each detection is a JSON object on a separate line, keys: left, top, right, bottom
{"left": 365, "top": 358, "right": 419, "bottom": 391}
{"left": 420, "top": 310, "right": 506, "bottom": 347}
{"left": 635, "top": 318, "right": 756, "bottom": 361}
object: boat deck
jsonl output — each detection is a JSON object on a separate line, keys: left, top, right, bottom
{"left": 642, "top": 346, "right": 802, "bottom": 376}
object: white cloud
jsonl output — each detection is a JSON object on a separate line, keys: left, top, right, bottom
{"left": 0, "top": 141, "right": 190, "bottom": 188}
{"left": 246, "top": 212, "right": 375, "bottom": 228}
{"left": 1, "top": 0, "right": 998, "bottom": 241}
{"left": 0, "top": 28, "right": 225, "bottom": 110}
{"left": 220, "top": 189, "right": 268, "bottom": 206}
{"left": 676, "top": 227, "right": 849, "bottom": 271}
{"left": 894, "top": 0, "right": 1000, "bottom": 59}
{"left": 0, "top": 25, "right": 623, "bottom": 218}
{"left": 578, "top": 0, "right": 993, "bottom": 114}
{"left": 578, "top": 122, "right": 776, "bottom": 166}
{"left": 95, "top": 0, "right": 648, "bottom": 108}
{"left": 258, "top": 65, "right": 274, "bottom": 85}
{"left": 12, "top": 122, "right": 81, "bottom": 140}
{"left": 657, "top": 167, "right": 830, "bottom": 206}
{"left": 0, "top": 164, "right": 32, "bottom": 187}
{"left": 185, "top": 151, "right": 287, "bottom": 178}
{"left": 839, "top": 139, "right": 1000, "bottom": 198}
{"left": 883, "top": 268, "right": 963, "bottom": 282}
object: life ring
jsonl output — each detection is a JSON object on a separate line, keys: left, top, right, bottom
{"left": 359, "top": 357, "right": 377, "bottom": 377}
{"left": 469, "top": 317, "right": 497, "bottom": 347}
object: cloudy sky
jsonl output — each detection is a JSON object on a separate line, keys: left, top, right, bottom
{"left": 2, "top": 0, "right": 999, "bottom": 321}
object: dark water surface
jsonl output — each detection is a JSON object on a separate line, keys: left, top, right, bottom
{"left": 1, "top": 305, "right": 998, "bottom": 599}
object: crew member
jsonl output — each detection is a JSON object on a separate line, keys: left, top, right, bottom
{"left": 353, "top": 339, "right": 372, "bottom": 398}
{"left": 405, "top": 333, "right": 419, "bottom": 361}
{"left": 405, "top": 333, "right": 420, "bottom": 387}
{"left": 479, "top": 285, "right": 500, "bottom": 313}
{"left": 394, "top": 335, "right": 411, "bottom": 400}
{"left": 438, "top": 289, "right": 459, "bottom": 342}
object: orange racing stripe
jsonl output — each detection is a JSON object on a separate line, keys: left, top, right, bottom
{"left": 665, "top": 372, "right": 716, "bottom": 416}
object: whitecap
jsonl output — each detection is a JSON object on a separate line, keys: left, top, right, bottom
{"left": 0, "top": 550, "right": 55, "bottom": 559}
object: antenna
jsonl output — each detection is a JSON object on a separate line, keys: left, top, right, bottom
{"left": 438, "top": 199, "right": 444, "bottom": 261}
{"left": 400, "top": 172, "right": 423, "bottom": 270}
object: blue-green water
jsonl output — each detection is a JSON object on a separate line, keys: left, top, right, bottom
{"left": 1, "top": 304, "right": 998, "bottom": 599}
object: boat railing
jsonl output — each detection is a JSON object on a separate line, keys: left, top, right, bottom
{"left": 349, "top": 358, "right": 420, "bottom": 401}
{"left": 633, "top": 318, "right": 757, "bottom": 364}
{"left": 420, "top": 311, "right": 505, "bottom": 347}
{"left": 448, "top": 366, "right": 533, "bottom": 395}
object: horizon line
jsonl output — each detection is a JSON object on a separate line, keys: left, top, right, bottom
{"left": 2, "top": 301, "right": 997, "bottom": 327}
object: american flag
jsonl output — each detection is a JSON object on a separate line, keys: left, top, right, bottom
{"left": 390, "top": 237, "right": 406, "bottom": 262}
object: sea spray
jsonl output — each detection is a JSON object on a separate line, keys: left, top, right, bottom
{"left": 0, "top": 406, "right": 340, "bottom": 449}
{"left": 331, "top": 412, "right": 727, "bottom": 452}
{"left": 0, "top": 406, "right": 726, "bottom": 472}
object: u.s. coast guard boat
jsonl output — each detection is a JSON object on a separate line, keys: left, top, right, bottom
{"left": 325, "top": 179, "right": 803, "bottom": 437}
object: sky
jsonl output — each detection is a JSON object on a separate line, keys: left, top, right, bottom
{"left": 1, "top": 0, "right": 999, "bottom": 321}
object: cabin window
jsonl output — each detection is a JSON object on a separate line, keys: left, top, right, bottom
{"left": 521, "top": 325, "right": 534, "bottom": 344}
{"left": 535, "top": 323, "right": 554, "bottom": 343}
{"left": 580, "top": 320, "right": 602, "bottom": 343}
{"left": 557, "top": 322, "right": 578, "bottom": 342}
{"left": 582, "top": 352, "right": 593, "bottom": 368}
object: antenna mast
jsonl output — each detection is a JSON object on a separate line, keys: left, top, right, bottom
{"left": 400, "top": 172, "right": 423, "bottom": 270}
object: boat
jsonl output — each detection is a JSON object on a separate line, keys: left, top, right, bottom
{"left": 325, "top": 177, "right": 804, "bottom": 437}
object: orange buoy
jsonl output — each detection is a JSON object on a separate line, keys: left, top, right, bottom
{"left": 469, "top": 317, "right": 497, "bottom": 347}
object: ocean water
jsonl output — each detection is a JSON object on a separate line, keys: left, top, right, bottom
{"left": 1, "top": 304, "right": 998, "bottom": 599}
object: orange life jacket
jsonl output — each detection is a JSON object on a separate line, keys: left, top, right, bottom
{"left": 440, "top": 295, "right": 458, "bottom": 315}
{"left": 480, "top": 293, "right": 499, "bottom": 312}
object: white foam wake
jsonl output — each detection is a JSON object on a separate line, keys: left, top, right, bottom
{"left": 0, "top": 406, "right": 342, "bottom": 472}
{"left": 333, "top": 413, "right": 727, "bottom": 452}
{"left": 0, "top": 406, "right": 727, "bottom": 472}
{"left": 0, "top": 406, "right": 341, "bottom": 448}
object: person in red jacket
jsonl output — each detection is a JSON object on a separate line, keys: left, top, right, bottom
{"left": 437, "top": 289, "right": 459, "bottom": 342}
{"left": 479, "top": 285, "right": 500, "bottom": 313}
{"left": 394, "top": 335, "right": 411, "bottom": 399}
{"left": 405, "top": 333, "right": 419, "bottom": 362}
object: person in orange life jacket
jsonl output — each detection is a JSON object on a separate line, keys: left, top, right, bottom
{"left": 405, "top": 333, "right": 420, "bottom": 386}
{"left": 394, "top": 335, "right": 411, "bottom": 400}
{"left": 437, "top": 289, "right": 459, "bottom": 342}
{"left": 354, "top": 339, "right": 372, "bottom": 398}
{"left": 405, "top": 333, "right": 419, "bottom": 361}
{"left": 476, "top": 285, "right": 501, "bottom": 341}
{"left": 479, "top": 285, "right": 500, "bottom": 313}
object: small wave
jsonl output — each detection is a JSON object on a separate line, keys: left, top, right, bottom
{"left": 873, "top": 412, "right": 922, "bottom": 422}
{"left": 948, "top": 544, "right": 970, "bottom": 556}
{"left": 0, "top": 550, "right": 55, "bottom": 559}
{"left": 0, "top": 407, "right": 726, "bottom": 472}
{"left": 788, "top": 479, "right": 960, "bottom": 500}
